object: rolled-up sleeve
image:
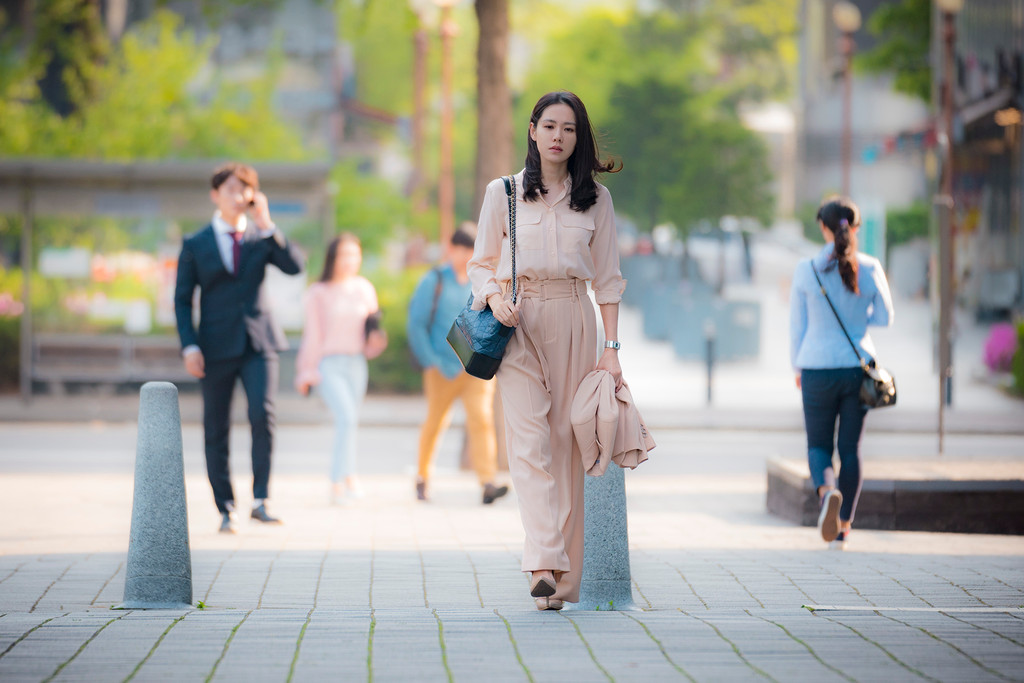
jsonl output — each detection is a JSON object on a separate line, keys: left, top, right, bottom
{"left": 468, "top": 178, "right": 507, "bottom": 310}
{"left": 590, "top": 185, "right": 626, "bottom": 304}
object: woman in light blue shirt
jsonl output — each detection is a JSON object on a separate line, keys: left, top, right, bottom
{"left": 790, "top": 196, "right": 894, "bottom": 550}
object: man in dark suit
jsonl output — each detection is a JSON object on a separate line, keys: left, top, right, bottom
{"left": 175, "top": 163, "right": 305, "bottom": 533}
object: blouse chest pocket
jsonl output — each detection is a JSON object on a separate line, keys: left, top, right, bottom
{"left": 514, "top": 203, "right": 545, "bottom": 251}
{"left": 560, "top": 213, "right": 595, "bottom": 253}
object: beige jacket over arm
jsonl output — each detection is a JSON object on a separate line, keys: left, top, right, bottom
{"left": 467, "top": 171, "right": 626, "bottom": 307}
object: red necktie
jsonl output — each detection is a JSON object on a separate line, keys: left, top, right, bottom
{"left": 231, "top": 232, "right": 243, "bottom": 276}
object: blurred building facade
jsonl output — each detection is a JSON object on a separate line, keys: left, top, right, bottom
{"left": 797, "top": 0, "right": 932, "bottom": 211}
{"left": 944, "top": 0, "right": 1023, "bottom": 316}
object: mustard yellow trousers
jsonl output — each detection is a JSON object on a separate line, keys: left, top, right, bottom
{"left": 417, "top": 367, "right": 497, "bottom": 485}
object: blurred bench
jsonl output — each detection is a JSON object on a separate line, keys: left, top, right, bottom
{"left": 32, "top": 334, "right": 195, "bottom": 393}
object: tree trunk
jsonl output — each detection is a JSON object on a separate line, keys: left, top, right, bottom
{"left": 473, "top": 0, "right": 513, "bottom": 219}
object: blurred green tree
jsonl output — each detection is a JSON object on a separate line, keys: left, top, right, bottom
{"left": 857, "top": 0, "right": 931, "bottom": 102}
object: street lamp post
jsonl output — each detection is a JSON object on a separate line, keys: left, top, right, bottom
{"left": 935, "top": 0, "right": 963, "bottom": 455}
{"left": 833, "top": 1, "right": 861, "bottom": 197}
{"left": 437, "top": 0, "right": 459, "bottom": 248}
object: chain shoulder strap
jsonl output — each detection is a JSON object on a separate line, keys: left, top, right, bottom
{"left": 810, "top": 262, "right": 868, "bottom": 370}
{"left": 502, "top": 175, "right": 518, "bottom": 304}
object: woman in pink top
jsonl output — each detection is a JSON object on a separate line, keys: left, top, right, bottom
{"left": 296, "top": 233, "right": 386, "bottom": 503}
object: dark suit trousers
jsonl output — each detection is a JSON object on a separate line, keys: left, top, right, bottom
{"left": 201, "top": 344, "right": 279, "bottom": 513}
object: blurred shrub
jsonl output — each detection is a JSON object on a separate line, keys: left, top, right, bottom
{"left": 366, "top": 266, "right": 430, "bottom": 394}
{"left": 0, "top": 316, "right": 19, "bottom": 391}
{"left": 886, "top": 204, "right": 930, "bottom": 248}
{"left": 1013, "top": 321, "right": 1024, "bottom": 396}
{"left": 983, "top": 323, "right": 1017, "bottom": 373}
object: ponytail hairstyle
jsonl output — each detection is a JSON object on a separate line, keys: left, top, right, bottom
{"left": 523, "top": 91, "right": 620, "bottom": 213}
{"left": 816, "top": 196, "right": 861, "bottom": 294}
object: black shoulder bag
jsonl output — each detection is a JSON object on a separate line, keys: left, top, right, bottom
{"left": 810, "top": 263, "right": 897, "bottom": 409}
{"left": 445, "top": 175, "right": 518, "bottom": 380}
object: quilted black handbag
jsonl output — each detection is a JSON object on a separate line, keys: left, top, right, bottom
{"left": 446, "top": 175, "right": 518, "bottom": 380}
{"left": 811, "top": 264, "right": 897, "bottom": 409}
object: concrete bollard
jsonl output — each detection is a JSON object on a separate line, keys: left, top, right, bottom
{"left": 117, "top": 382, "right": 192, "bottom": 609}
{"left": 569, "top": 463, "right": 635, "bottom": 611}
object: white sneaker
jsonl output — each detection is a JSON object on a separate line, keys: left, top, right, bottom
{"left": 829, "top": 531, "right": 849, "bottom": 551}
{"left": 817, "top": 489, "right": 843, "bottom": 543}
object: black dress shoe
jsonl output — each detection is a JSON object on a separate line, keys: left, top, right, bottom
{"left": 482, "top": 483, "right": 508, "bottom": 505}
{"left": 250, "top": 504, "right": 282, "bottom": 524}
{"left": 219, "top": 513, "right": 235, "bottom": 534}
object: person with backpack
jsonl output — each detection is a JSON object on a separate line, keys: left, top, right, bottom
{"left": 407, "top": 224, "right": 508, "bottom": 505}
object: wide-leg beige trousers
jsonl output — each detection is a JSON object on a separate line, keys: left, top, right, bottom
{"left": 496, "top": 278, "right": 596, "bottom": 603}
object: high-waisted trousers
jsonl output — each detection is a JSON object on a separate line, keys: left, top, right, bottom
{"left": 496, "top": 278, "right": 596, "bottom": 603}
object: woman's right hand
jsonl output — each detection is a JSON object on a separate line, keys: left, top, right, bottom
{"left": 487, "top": 293, "right": 520, "bottom": 327}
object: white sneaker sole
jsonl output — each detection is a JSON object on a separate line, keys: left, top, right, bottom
{"left": 817, "top": 490, "right": 843, "bottom": 542}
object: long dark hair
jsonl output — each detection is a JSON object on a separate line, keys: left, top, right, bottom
{"left": 817, "top": 196, "right": 860, "bottom": 294}
{"left": 318, "top": 233, "right": 361, "bottom": 282}
{"left": 523, "top": 91, "right": 619, "bottom": 213}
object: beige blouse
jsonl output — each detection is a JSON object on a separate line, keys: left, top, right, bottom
{"left": 468, "top": 170, "right": 626, "bottom": 309}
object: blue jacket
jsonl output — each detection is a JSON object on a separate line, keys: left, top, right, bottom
{"left": 407, "top": 264, "right": 472, "bottom": 379}
{"left": 790, "top": 243, "right": 894, "bottom": 371}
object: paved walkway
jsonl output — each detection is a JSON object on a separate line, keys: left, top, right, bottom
{"left": 2, "top": 419, "right": 1023, "bottom": 682}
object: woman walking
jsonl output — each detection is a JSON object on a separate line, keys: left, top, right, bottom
{"left": 296, "top": 233, "right": 386, "bottom": 505}
{"left": 790, "top": 196, "right": 894, "bottom": 550}
{"left": 468, "top": 91, "right": 626, "bottom": 609}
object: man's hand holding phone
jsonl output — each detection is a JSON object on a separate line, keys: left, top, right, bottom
{"left": 248, "top": 190, "right": 273, "bottom": 231}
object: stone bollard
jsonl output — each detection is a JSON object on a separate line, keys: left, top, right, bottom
{"left": 569, "top": 463, "right": 635, "bottom": 611}
{"left": 117, "top": 382, "right": 192, "bottom": 609}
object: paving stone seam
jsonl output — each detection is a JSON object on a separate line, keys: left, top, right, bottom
{"left": 366, "top": 609, "right": 376, "bottom": 682}
{"left": 712, "top": 561, "right": 766, "bottom": 608}
{"left": 122, "top": 612, "right": 187, "bottom": 683}
{"left": 202, "top": 548, "right": 238, "bottom": 606}
{"left": 814, "top": 562, "right": 877, "bottom": 607}
{"left": 204, "top": 608, "right": 253, "bottom": 683}
{"left": 30, "top": 558, "right": 79, "bottom": 613}
{"left": 746, "top": 610, "right": 858, "bottom": 683}
{"left": 90, "top": 560, "right": 123, "bottom": 607}
{"left": 492, "top": 608, "right": 535, "bottom": 683}
{"left": 963, "top": 566, "right": 1024, "bottom": 598}
{"left": 286, "top": 607, "right": 315, "bottom": 683}
{"left": 941, "top": 612, "right": 1024, "bottom": 648}
{"left": 869, "top": 564, "right": 935, "bottom": 607}
{"left": 622, "top": 612, "right": 696, "bottom": 682}
{"left": 0, "top": 562, "right": 27, "bottom": 586}
{"left": 819, "top": 613, "right": 940, "bottom": 682}
{"left": 631, "top": 578, "right": 653, "bottom": 609}
{"left": 879, "top": 612, "right": 1017, "bottom": 682}
{"left": 642, "top": 551, "right": 708, "bottom": 610}
{"left": 42, "top": 613, "right": 123, "bottom": 683}
{"left": 679, "top": 608, "right": 779, "bottom": 683}
{"left": 414, "top": 516, "right": 430, "bottom": 609}
{"left": 431, "top": 608, "right": 455, "bottom": 683}
{"left": 559, "top": 612, "right": 614, "bottom": 683}
{"left": 0, "top": 612, "right": 67, "bottom": 660}
{"left": 256, "top": 550, "right": 283, "bottom": 610}
{"left": 928, "top": 569, "right": 994, "bottom": 607}
{"left": 441, "top": 505, "right": 485, "bottom": 609}
{"left": 765, "top": 563, "right": 815, "bottom": 603}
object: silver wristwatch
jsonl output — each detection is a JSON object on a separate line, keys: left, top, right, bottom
{"left": 604, "top": 340, "right": 621, "bottom": 350}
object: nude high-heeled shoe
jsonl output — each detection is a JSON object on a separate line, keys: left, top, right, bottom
{"left": 535, "top": 597, "right": 564, "bottom": 611}
{"left": 529, "top": 571, "right": 556, "bottom": 598}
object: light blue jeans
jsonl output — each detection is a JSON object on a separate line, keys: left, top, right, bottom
{"left": 317, "top": 354, "right": 368, "bottom": 483}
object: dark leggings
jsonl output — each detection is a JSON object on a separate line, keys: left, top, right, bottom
{"left": 801, "top": 367, "right": 867, "bottom": 523}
